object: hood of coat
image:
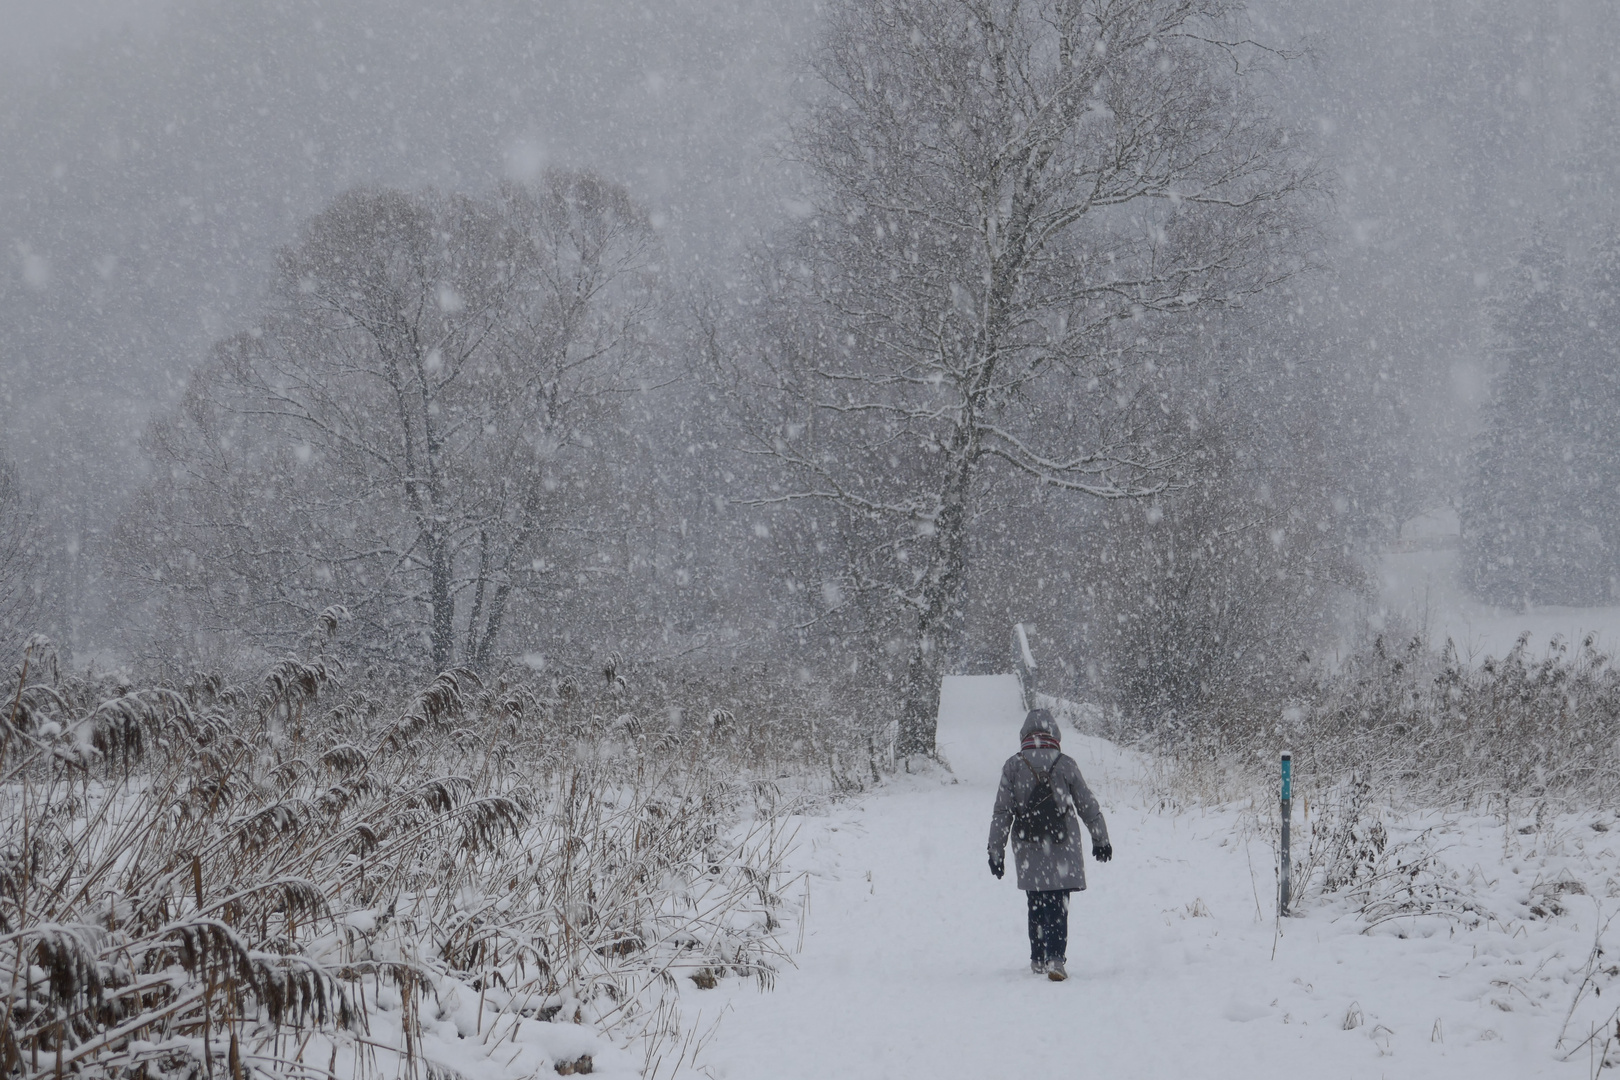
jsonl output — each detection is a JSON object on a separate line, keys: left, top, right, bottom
{"left": 1019, "top": 708, "right": 1060, "bottom": 742}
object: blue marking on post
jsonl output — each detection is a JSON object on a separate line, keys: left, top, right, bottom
{"left": 1281, "top": 752, "right": 1292, "bottom": 801}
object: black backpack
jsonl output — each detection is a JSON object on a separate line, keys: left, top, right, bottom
{"left": 1013, "top": 755, "right": 1070, "bottom": 845}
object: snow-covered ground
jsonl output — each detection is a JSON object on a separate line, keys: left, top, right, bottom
{"left": 692, "top": 676, "right": 1620, "bottom": 1079}
{"left": 1380, "top": 548, "right": 1620, "bottom": 661}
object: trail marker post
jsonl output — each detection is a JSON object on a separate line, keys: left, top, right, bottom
{"left": 1279, "top": 750, "right": 1292, "bottom": 917}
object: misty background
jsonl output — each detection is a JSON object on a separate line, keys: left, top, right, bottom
{"left": 3, "top": 0, "right": 1617, "bottom": 698}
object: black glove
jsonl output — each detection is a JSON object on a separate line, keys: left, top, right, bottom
{"left": 989, "top": 854, "right": 1005, "bottom": 879}
{"left": 1092, "top": 842, "right": 1112, "bottom": 863}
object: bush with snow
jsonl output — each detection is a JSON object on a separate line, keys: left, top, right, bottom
{"left": 0, "top": 639, "right": 803, "bottom": 1080}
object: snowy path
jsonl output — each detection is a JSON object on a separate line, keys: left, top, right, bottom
{"left": 700, "top": 677, "right": 1590, "bottom": 1079}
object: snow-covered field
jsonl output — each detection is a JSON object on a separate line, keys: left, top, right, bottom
{"left": 1380, "top": 549, "right": 1620, "bottom": 661}
{"left": 690, "top": 676, "right": 1620, "bottom": 1079}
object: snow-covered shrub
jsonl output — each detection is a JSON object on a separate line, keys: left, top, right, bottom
{"left": 1281, "top": 777, "right": 1484, "bottom": 928}
{"left": 0, "top": 639, "right": 798, "bottom": 1080}
{"left": 1155, "top": 629, "right": 1620, "bottom": 811}
{"left": 1292, "top": 774, "right": 1387, "bottom": 896}
{"left": 1304, "top": 630, "right": 1620, "bottom": 806}
{"left": 542, "top": 649, "right": 893, "bottom": 794}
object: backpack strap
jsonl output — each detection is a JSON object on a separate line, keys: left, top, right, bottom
{"left": 1016, "top": 753, "right": 1053, "bottom": 784}
{"left": 1021, "top": 753, "right": 1077, "bottom": 813}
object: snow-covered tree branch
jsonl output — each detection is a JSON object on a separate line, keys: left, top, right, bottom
{"left": 112, "top": 176, "right": 663, "bottom": 674}
{"left": 726, "top": 0, "right": 1318, "bottom": 754}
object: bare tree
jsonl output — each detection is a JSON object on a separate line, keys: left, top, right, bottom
{"left": 1462, "top": 225, "right": 1620, "bottom": 607}
{"left": 0, "top": 454, "right": 42, "bottom": 656}
{"left": 734, "top": 0, "right": 1317, "bottom": 755}
{"left": 115, "top": 174, "right": 661, "bottom": 673}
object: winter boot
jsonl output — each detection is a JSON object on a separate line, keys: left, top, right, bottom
{"left": 1046, "top": 960, "right": 1068, "bottom": 982}
{"left": 1030, "top": 959, "right": 1047, "bottom": 975}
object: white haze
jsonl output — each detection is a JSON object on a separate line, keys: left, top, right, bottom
{"left": 1, "top": 0, "right": 1617, "bottom": 655}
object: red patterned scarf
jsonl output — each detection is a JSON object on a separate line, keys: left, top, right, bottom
{"left": 1020, "top": 731, "right": 1061, "bottom": 751}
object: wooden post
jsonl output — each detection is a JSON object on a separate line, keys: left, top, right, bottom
{"left": 1279, "top": 750, "right": 1292, "bottom": 917}
{"left": 1013, "top": 623, "right": 1037, "bottom": 711}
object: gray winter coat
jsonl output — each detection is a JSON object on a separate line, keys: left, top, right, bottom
{"left": 988, "top": 711, "right": 1109, "bottom": 892}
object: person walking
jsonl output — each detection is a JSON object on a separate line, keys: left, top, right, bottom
{"left": 987, "top": 708, "right": 1111, "bottom": 981}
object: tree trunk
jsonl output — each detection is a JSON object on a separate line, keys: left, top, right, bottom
{"left": 428, "top": 530, "right": 455, "bottom": 673}
{"left": 896, "top": 445, "right": 976, "bottom": 757}
{"left": 897, "top": 637, "right": 946, "bottom": 757}
{"left": 470, "top": 483, "right": 549, "bottom": 673}
{"left": 472, "top": 579, "right": 513, "bottom": 674}
{"left": 463, "top": 530, "right": 492, "bottom": 660}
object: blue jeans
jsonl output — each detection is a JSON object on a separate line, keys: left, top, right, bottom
{"left": 1026, "top": 889, "right": 1071, "bottom": 964}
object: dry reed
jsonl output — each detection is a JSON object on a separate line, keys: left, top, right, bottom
{"left": 1, "top": 638, "right": 806, "bottom": 1080}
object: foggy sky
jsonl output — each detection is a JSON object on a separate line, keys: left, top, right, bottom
{"left": 2, "top": 0, "right": 1617, "bottom": 654}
